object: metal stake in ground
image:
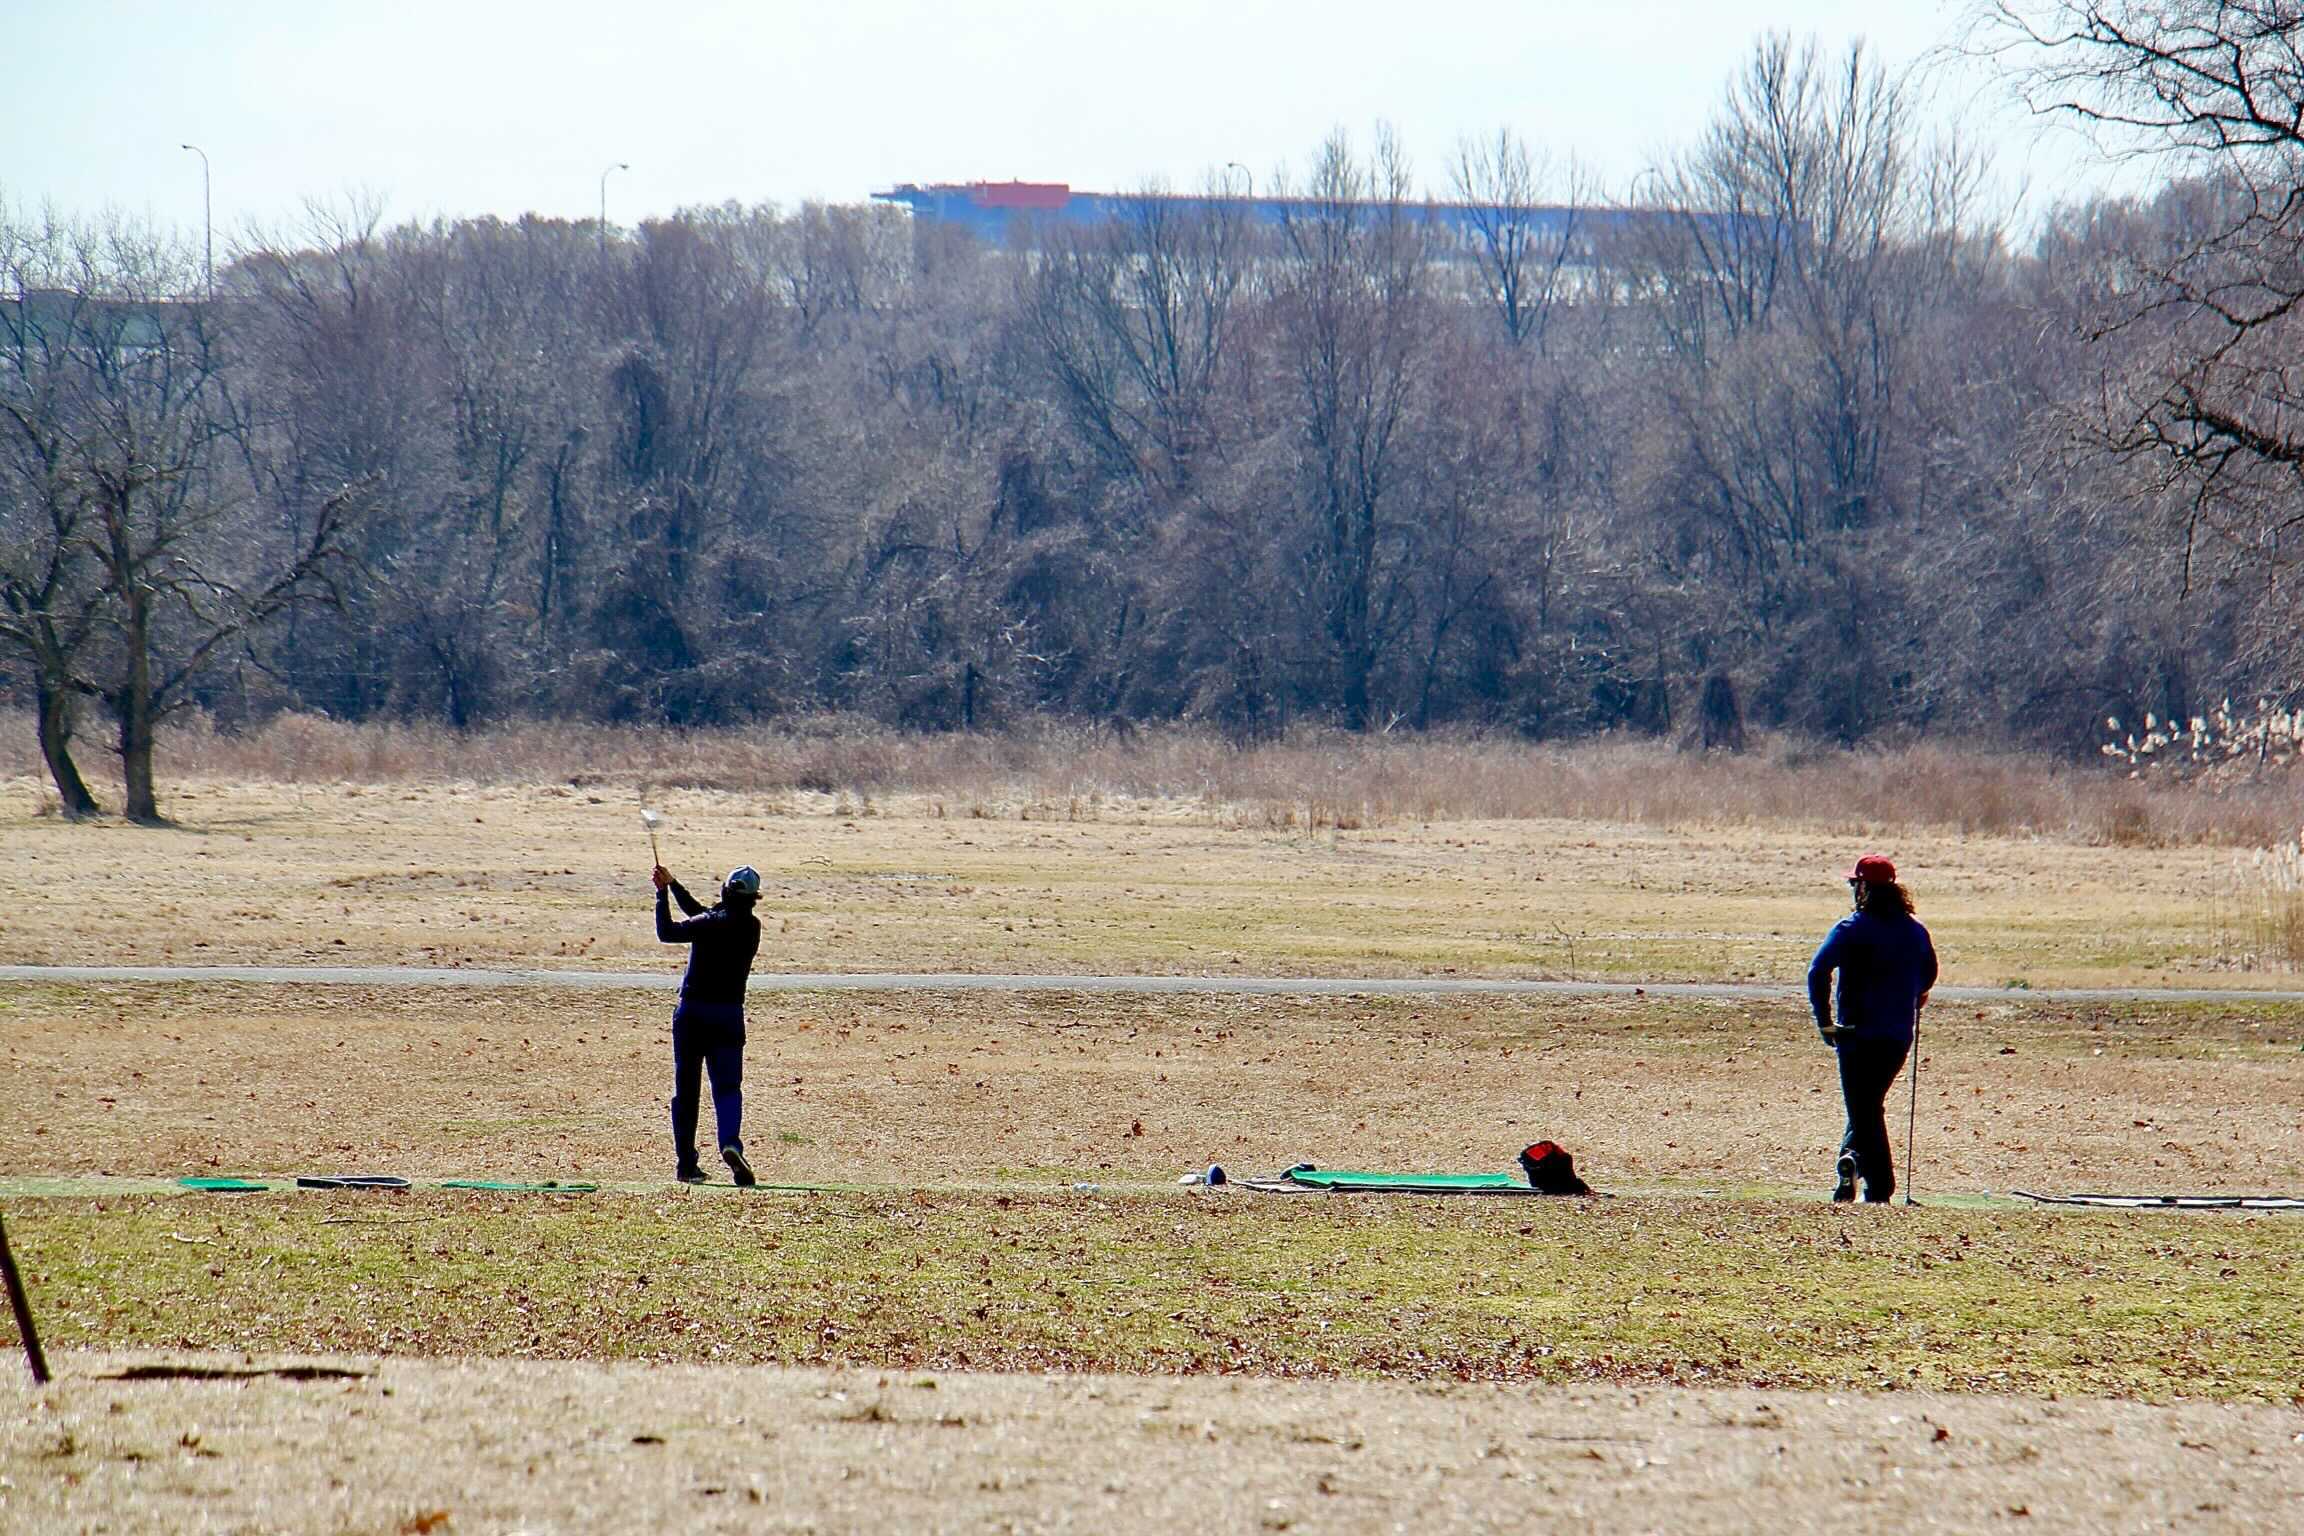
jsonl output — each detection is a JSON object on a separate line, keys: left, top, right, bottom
{"left": 1903, "top": 1010, "right": 1922, "bottom": 1207}
{"left": 0, "top": 1205, "right": 51, "bottom": 1384}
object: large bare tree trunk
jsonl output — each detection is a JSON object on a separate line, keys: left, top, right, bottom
{"left": 1698, "top": 671, "right": 1748, "bottom": 752}
{"left": 1333, "top": 496, "right": 1377, "bottom": 732}
{"left": 116, "top": 580, "right": 160, "bottom": 824}
{"left": 34, "top": 678, "right": 101, "bottom": 818}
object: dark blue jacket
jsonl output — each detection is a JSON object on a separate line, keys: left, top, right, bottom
{"left": 656, "top": 880, "right": 761, "bottom": 1011}
{"left": 1808, "top": 909, "right": 1937, "bottom": 1043}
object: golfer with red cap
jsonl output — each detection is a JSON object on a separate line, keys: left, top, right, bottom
{"left": 1807, "top": 854, "right": 1937, "bottom": 1203}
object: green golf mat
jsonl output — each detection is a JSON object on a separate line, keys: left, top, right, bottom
{"left": 179, "top": 1176, "right": 596, "bottom": 1194}
{"left": 1285, "top": 1169, "right": 1528, "bottom": 1192}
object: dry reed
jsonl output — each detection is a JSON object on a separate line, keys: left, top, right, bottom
{"left": 2206, "top": 831, "right": 2304, "bottom": 971}
{"left": 2, "top": 709, "right": 2297, "bottom": 847}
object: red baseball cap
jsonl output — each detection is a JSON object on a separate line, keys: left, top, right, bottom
{"left": 1846, "top": 854, "right": 1897, "bottom": 884}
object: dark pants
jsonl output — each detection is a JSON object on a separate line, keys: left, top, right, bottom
{"left": 671, "top": 1003, "right": 744, "bottom": 1168}
{"left": 1835, "top": 1035, "right": 1911, "bottom": 1202}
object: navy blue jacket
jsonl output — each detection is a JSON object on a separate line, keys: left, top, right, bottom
{"left": 656, "top": 880, "right": 761, "bottom": 1011}
{"left": 1807, "top": 909, "right": 1937, "bottom": 1044}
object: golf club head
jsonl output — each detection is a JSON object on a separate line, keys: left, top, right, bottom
{"left": 639, "top": 809, "right": 663, "bottom": 831}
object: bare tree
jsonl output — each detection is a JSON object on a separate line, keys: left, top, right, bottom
{"left": 1449, "top": 129, "right": 1590, "bottom": 353}
{"left": 1993, "top": 2, "right": 2304, "bottom": 591}
{"left": 1623, "top": 35, "right": 1991, "bottom": 738}
{"left": 1637, "top": 36, "right": 1982, "bottom": 353}
{"left": 773, "top": 201, "right": 910, "bottom": 342}
{"left": 18, "top": 82, "right": 2284, "bottom": 760}
{"left": 578, "top": 207, "right": 799, "bottom": 723}
{"left": 1021, "top": 179, "right": 1247, "bottom": 498}
{"left": 232, "top": 199, "right": 438, "bottom": 722}
{"left": 0, "top": 249, "right": 111, "bottom": 814}
{"left": 1270, "top": 127, "right": 1437, "bottom": 730}
{"left": 1, "top": 214, "right": 366, "bottom": 820}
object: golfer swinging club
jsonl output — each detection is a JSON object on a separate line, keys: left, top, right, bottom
{"left": 1807, "top": 854, "right": 1936, "bottom": 1204}
{"left": 653, "top": 861, "right": 763, "bottom": 1186}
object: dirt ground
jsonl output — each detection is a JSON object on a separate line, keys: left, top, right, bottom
{"left": 6, "top": 780, "right": 2302, "bottom": 1533}
{"left": 4, "top": 982, "right": 2301, "bottom": 1194}
{"left": 1, "top": 776, "right": 2292, "bottom": 989}
{"left": 6, "top": 1352, "right": 2299, "bottom": 1535}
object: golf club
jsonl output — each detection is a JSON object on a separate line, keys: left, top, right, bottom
{"left": 0, "top": 1205, "right": 50, "bottom": 1384}
{"left": 640, "top": 807, "right": 663, "bottom": 870}
{"left": 1903, "top": 1009, "right": 1921, "bottom": 1207}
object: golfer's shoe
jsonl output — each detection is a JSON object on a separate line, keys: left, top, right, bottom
{"left": 721, "top": 1143, "right": 757, "bottom": 1188}
{"left": 1832, "top": 1151, "right": 1859, "bottom": 1203}
{"left": 676, "top": 1163, "right": 708, "bottom": 1185}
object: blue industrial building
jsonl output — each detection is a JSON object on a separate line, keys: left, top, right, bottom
{"left": 871, "top": 180, "right": 1715, "bottom": 248}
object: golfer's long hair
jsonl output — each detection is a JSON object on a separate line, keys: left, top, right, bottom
{"left": 1857, "top": 880, "right": 1916, "bottom": 918}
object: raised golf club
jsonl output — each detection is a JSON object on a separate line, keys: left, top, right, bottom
{"left": 640, "top": 807, "right": 664, "bottom": 868}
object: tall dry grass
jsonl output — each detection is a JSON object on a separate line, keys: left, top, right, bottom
{"left": 2205, "top": 833, "right": 2304, "bottom": 971}
{"left": 2099, "top": 705, "right": 2304, "bottom": 966}
{"left": 2, "top": 709, "right": 2297, "bottom": 847}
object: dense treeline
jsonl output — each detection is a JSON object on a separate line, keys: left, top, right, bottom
{"left": 5, "top": 28, "right": 2300, "bottom": 818}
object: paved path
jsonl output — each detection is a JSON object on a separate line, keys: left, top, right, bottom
{"left": 1, "top": 963, "right": 2298, "bottom": 1004}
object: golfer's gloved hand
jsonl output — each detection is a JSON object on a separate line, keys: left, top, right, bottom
{"left": 652, "top": 865, "right": 670, "bottom": 892}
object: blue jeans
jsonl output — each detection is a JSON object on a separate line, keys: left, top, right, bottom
{"left": 1835, "top": 1035, "right": 1911, "bottom": 1202}
{"left": 671, "top": 1002, "right": 744, "bottom": 1166}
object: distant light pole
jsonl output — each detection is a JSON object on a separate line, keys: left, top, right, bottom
{"left": 598, "top": 161, "right": 629, "bottom": 253}
{"left": 1224, "top": 161, "right": 1253, "bottom": 199}
{"left": 180, "top": 142, "right": 212, "bottom": 296}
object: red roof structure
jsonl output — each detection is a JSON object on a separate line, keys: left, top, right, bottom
{"left": 964, "top": 181, "right": 1072, "bottom": 210}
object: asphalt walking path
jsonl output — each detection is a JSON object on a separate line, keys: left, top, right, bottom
{"left": 1, "top": 962, "right": 2299, "bottom": 1003}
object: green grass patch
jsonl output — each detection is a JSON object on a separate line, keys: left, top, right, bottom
{"left": 991, "top": 1164, "right": 1107, "bottom": 1184}
{"left": 13, "top": 1191, "right": 2300, "bottom": 1401}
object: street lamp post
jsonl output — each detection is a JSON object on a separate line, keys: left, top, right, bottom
{"left": 180, "top": 143, "right": 212, "bottom": 297}
{"left": 598, "top": 162, "right": 630, "bottom": 254}
{"left": 1224, "top": 161, "right": 1254, "bottom": 200}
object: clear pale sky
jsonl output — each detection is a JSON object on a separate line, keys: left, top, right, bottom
{"left": 4, "top": 0, "right": 2118, "bottom": 244}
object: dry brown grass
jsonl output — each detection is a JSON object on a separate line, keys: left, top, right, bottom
{"left": 6, "top": 709, "right": 2298, "bottom": 847}
{"left": 5, "top": 981, "right": 2298, "bottom": 1195}
{"left": 11, "top": 1354, "right": 2300, "bottom": 1536}
{"left": 4, "top": 773, "right": 2304, "bottom": 990}
{"left": 6, "top": 722, "right": 2299, "bottom": 1535}
{"left": 1, "top": 775, "right": 2296, "bottom": 989}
